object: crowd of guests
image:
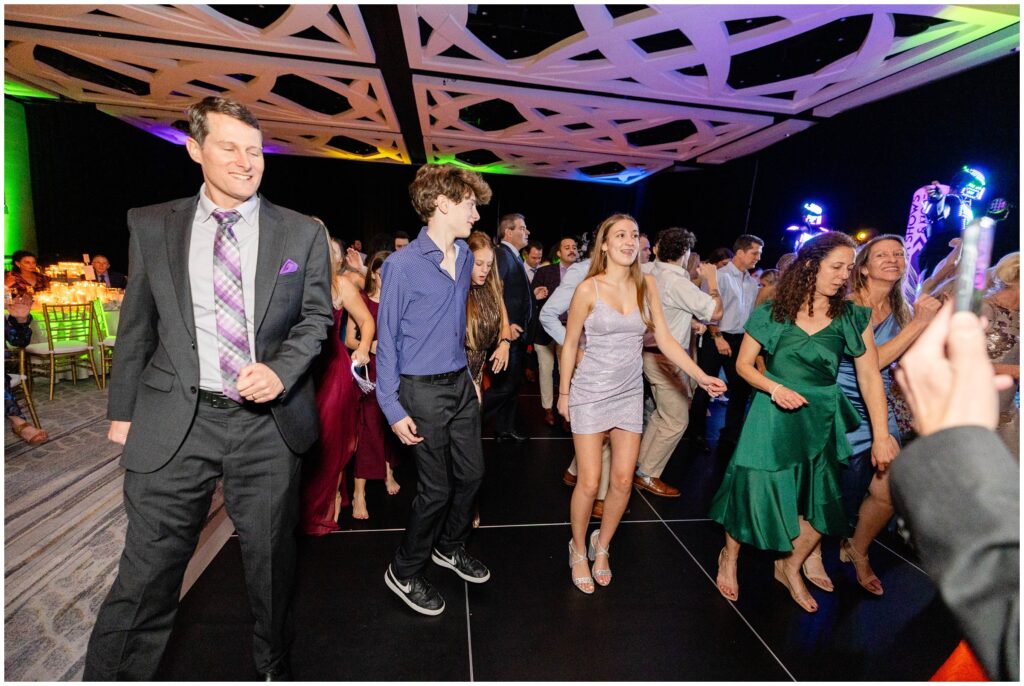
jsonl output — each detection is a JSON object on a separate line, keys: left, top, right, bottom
{"left": 5, "top": 96, "right": 1015, "bottom": 680}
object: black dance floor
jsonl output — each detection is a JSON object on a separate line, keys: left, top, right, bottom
{"left": 158, "top": 392, "right": 962, "bottom": 681}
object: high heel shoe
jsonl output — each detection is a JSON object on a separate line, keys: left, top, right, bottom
{"left": 588, "top": 529, "right": 612, "bottom": 586}
{"left": 568, "top": 540, "right": 594, "bottom": 594}
{"left": 716, "top": 548, "right": 738, "bottom": 601}
{"left": 839, "top": 539, "right": 884, "bottom": 596}
{"left": 801, "top": 549, "right": 834, "bottom": 592}
{"left": 773, "top": 560, "right": 818, "bottom": 613}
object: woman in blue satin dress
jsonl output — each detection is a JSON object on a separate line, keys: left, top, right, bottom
{"left": 801, "top": 234, "right": 943, "bottom": 596}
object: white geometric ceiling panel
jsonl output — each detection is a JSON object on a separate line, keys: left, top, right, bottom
{"left": 5, "top": 26, "right": 399, "bottom": 131}
{"left": 425, "top": 135, "right": 672, "bottom": 185}
{"left": 96, "top": 104, "right": 411, "bottom": 164}
{"left": 3, "top": 5, "right": 1019, "bottom": 181}
{"left": 400, "top": 5, "right": 1019, "bottom": 115}
{"left": 414, "top": 75, "right": 773, "bottom": 162}
{"left": 3, "top": 4, "right": 375, "bottom": 62}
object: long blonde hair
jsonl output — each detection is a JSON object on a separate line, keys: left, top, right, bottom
{"left": 851, "top": 234, "right": 911, "bottom": 327}
{"left": 585, "top": 213, "right": 652, "bottom": 329}
{"left": 465, "top": 231, "right": 504, "bottom": 349}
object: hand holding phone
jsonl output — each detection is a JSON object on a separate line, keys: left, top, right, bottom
{"left": 954, "top": 217, "right": 995, "bottom": 314}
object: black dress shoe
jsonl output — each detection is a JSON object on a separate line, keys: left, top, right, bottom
{"left": 495, "top": 431, "right": 529, "bottom": 443}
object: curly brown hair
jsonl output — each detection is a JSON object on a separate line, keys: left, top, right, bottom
{"left": 772, "top": 232, "right": 856, "bottom": 323}
{"left": 409, "top": 164, "right": 493, "bottom": 222}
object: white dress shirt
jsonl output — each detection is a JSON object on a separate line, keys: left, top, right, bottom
{"left": 189, "top": 185, "right": 260, "bottom": 393}
{"left": 715, "top": 260, "right": 759, "bottom": 334}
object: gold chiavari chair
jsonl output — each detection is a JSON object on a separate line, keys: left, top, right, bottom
{"left": 25, "top": 303, "right": 100, "bottom": 400}
{"left": 5, "top": 346, "right": 41, "bottom": 428}
{"left": 92, "top": 298, "right": 116, "bottom": 388}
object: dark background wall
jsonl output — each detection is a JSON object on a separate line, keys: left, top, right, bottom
{"left": 15, "top": 54, "right": 1019, "bottom": 272}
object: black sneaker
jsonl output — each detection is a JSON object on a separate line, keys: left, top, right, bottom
{"left": 384, "top": 565, "right": 445, "bottom": 616}
{"left": 431, "top": 546, "right": 491, "bottom": 583}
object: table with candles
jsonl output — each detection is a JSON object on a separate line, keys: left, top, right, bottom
{"left": 29, "top": 281, "right": 122, "bottom": 343}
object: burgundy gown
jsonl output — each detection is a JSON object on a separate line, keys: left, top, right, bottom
{"left": 352, "top": 292, "right": 399, "bottom": 479}
{"left": 300, "top": 306, "right": 362, "bottom": 535}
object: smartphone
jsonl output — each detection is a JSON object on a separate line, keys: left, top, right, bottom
{"left": 954, "top": 216, "right": 995, "bottom": 313}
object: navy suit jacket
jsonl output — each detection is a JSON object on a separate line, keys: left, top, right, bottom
{"left": 496, "top": 243, "right": 532, "bottom": 335}
{"left": 530, "top": 263, "right": 563, "bottom": 345}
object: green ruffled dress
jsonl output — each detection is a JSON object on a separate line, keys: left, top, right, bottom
{"left": 708, "top": 300, "right": 871, "bottom": 552}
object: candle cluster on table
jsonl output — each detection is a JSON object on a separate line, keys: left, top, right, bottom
{"left": 31, "top": 281, "right": 123, "bottom": 307}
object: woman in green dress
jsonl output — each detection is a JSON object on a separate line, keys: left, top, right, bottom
{"left": 710, "top": 232, "right": 899, "bottom": 612}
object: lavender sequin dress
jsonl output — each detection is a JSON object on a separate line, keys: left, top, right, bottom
{"left": 568, "top": 281, "right": 647, "bottom": 434}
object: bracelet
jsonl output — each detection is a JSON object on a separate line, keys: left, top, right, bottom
{"left": 498, "top": 338, "right": 511, "bottom": 346}
{"left": 769, "top": 383, "right": 782, "bottom": 403}
{"left": 559, "top": 391, "right": 570, "bottom": 396}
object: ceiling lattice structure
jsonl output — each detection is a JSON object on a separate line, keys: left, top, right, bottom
{"left": 4, "top": 4, "right": 1019, "bottom": 184}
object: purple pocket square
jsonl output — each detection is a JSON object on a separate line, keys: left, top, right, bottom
{"left": 279, "top": 259, "right": 299, "bottom": 275}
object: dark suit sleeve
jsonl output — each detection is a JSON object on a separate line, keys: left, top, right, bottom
{"left": 262, "top": 227, "right": 333, "bottom": 397}
{"left": 496, "top": 247, "right": 529, "bottom": 329}
{"left": 107, "top": 210, "right": 159, "bottom": 421}
{"left": 890, "top": 427, "right": 1019, "bottom": 681}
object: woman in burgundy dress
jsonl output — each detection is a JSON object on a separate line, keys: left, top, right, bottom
{"left": 346, "top": 251, "right": 401, "bottom": 519}
{"left": 300, "top": 235, "right": 374, "bottom": 535}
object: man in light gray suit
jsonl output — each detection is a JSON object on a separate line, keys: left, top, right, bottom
{"left": 84, "top": 97, "right": 332, "bottom": 681}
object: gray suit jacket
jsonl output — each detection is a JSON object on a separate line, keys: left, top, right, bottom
{"left": 107, "top": 194, "right": 333, "bottom": 473}
{"left": 890, "top": 426, "right": 1019, "bottom": 681}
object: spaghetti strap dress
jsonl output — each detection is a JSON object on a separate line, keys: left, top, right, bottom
{"left": 708, "top": 300, "right": 872, "bottom": 552}
{"left": 568, "top": 280, "right": 647, "bottom": 434}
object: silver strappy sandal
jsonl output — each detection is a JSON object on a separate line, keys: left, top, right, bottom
{"left": 568, "top": 540, "right": 594, "bottom": 594}
{"left": 588, "top": 529, "right": 612, "bottom": 587}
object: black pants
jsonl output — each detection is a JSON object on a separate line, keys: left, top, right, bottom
{"left": 392, "top": 370, "right": 483, "bottom": 579}
{"left": 482, "top": 339, "right": 525, "bottom": 434}
{"left": 84, "top": 402, "right": 300, "bottom": 680}
{"left": 687, "top": 331, "right": 753, "bottom": 445}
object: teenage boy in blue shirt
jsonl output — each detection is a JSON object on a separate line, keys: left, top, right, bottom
{"left": 377, "top": 164, "right": 493, "bottom": 615}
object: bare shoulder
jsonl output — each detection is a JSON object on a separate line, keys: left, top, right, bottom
{"left": 573, "top": 276, "right": 599, "bottom": 306}
{"left": 337, "top": 274, "right": 359, "bottom": 301}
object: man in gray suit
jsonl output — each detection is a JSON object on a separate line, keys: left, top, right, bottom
{"left": 84, "top": 97, "right": 332, "bottom": 680}
{"left": 892, "top": 304, "right": 1019, "bottom": 681}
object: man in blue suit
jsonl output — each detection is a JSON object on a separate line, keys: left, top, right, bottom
{"left": 483, "top": 213, "right": 531, "bottom": 442}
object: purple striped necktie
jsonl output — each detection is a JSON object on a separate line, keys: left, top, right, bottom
{"left": 212, "top": 209, "right": 251, "bottom": 401}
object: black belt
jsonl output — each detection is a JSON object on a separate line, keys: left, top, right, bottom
{"left": 401, "top": 368, "right": 466, "bottom": 384}
{"left": 197, "top": 389, "right": 242, "bottom": 408}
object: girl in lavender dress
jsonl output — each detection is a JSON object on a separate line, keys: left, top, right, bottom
{"left": 556, "top": 214, "right": 726, "bottom": 594}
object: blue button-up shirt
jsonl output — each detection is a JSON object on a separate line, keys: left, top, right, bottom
{"left": 376, "top": 227, "right": 471, "bottom": 425}
{"left": 715, "top": 261, "right": 759, "bottom": 334}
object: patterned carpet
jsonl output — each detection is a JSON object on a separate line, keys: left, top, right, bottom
{"left": 4, "top": 380, "right": 228, "bottom": 681}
